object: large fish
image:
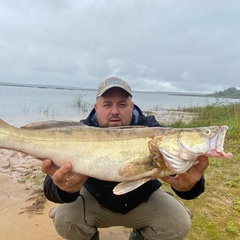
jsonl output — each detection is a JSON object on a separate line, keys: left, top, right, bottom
{"left": 0, "top": 119, "right": 232, "bottom": 195}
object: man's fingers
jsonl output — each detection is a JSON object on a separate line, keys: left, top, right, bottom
{"left": 41, "top": 159, "right": 57, "bottom": 176}
{"left": 65, "top": 174, "right": 89, "bottom": 192}
{"left": 160, "top": 174, "right": 181, "bottom": 186}
{"left": 41, "top": 160, "right": 87, "bottom": 193}
{"left": 196, "top": 156, "right": 209, "bottom": 173}
{"left": 51, "top": 163, "right": 72, "bottom": 183}
{"left": 66, "top": 174, "right": 88, "bottom": 186}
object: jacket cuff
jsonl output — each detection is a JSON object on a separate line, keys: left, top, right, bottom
{"left": 44, "top": 175, "right": 80, "bottom": 203}
{"left": 171, "top": 176, "right": 205, "bottom": 200}
{"left": 57, "top": 187, "right": 80, "bottom": 203}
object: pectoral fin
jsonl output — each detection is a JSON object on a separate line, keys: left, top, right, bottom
{"left": 159, "top": 147, "right": 195, "bottom": 174}
{"left": 113, "top": 177, "right": 151, "bottom": 195}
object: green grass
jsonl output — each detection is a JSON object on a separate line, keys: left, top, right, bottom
{"left": 162, "top": 102, "right": 240, "bottom": 239}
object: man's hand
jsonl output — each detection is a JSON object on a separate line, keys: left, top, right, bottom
{"left": 160, "top": 156, "right": 209, "bottom": 192}
{"left": 41, "top": 159, "right": 88, "bottom": 193}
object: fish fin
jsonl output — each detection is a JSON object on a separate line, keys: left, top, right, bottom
{"left": 0, "top": 119, "right": 12, "bottom": 127}
{"left": 113, "top": 177, "right": 151, "bottom": 195}
{"left": 159, "top": 147, "right": 196, "bottom": 174}
{"left": 110, "top": 125, "right": 147, "bottom": 129}
{"left": 20, "top": 120, "right": 86, "bottom": 130}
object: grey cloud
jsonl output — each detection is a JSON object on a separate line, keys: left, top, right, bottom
{"left": 0, "top": 0, "right": 239, "bottom": 92}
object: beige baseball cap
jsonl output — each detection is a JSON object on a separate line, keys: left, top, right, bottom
{"left": 96, "top": 77, "right": 132, "bottom": 97}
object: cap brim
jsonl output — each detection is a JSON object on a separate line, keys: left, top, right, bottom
{"left": 97, "top": 85, "right": 132, "bottom": 97}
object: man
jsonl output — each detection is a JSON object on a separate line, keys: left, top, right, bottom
{"left": 42, "top": 77, "right": 209, "bottom": 240}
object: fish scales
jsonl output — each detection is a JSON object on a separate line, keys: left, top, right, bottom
{"left": 0, "top": 120, "right": 163, "bottom": 180}
{"left": 0, "top": 119, "right": 233, "bottom": 194}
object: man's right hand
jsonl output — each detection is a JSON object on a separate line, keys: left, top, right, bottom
{"left": 41, "top": 159, "right": 89, "bottom": 193}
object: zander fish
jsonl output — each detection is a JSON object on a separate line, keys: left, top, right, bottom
{"left": 0, "top": 119, "right": 233, "bottom": 195}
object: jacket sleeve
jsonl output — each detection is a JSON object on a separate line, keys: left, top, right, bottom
{"left": 43, "top": 175, "right": 80, "bottom": 203}
{"left": 171, "top": 176, "right": 205, "bottom": 200}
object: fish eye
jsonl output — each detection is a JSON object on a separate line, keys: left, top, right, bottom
{"left": 203, "top": 128, "right": 211, "bottom": 135}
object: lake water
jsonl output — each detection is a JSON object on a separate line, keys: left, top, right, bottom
{"left": 0, "top": 86, "right": 239, "bottom": 126}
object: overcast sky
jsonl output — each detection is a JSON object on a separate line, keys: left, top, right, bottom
{"left": 0, "top": 0, "right": 239, "bottom": 92}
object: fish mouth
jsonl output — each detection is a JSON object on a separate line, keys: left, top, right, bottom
{"left": 179, "top": 125, "right": 232, "bottom": 159}
{"left": 206, "top": 125, "right": 233, "bottom": 159}
{"left": 206, "top": 148, "right": 233, "bottom": 159}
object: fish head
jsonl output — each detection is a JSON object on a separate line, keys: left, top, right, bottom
{"left": 155, "top": 126, "right": 233, "bottom": 175}
{"left": 177, "top": 125, "right": 233, "bottom": 159}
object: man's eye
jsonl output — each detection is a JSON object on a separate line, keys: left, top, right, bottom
{"left": 103, "top": 104, "right": 111, "bottom": 107}
{"left": 119, "top": 104, "right": 127, "bottom": 107}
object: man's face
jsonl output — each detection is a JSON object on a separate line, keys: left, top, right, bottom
{"left": 94, "top": 88, "right": 134, "bottom": 127}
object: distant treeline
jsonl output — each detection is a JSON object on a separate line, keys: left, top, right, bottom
{"left": 206, "top": 87, "right": 240, "bottom": 99}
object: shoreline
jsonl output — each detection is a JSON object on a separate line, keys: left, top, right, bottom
{"left": 0, "top": 81, "right": 210, "bottom": 96}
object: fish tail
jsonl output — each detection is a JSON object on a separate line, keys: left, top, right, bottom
{"left": 0, "top": 119, "right": 11, "bottom": 127}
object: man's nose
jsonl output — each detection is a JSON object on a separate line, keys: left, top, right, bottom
{"left": 110, "top": 106, "right": 119, "bottom": 115}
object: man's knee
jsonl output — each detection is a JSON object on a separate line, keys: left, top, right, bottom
{"left": 54, "top": 218, "right": 71, "bottom": 238}
{"left": 52, "top": 208, "right": 73, "bottom": 238}
{"left": 49, "top": 205, "right": 79, "bottom": 238}
{"left": 143, "top": 214, "right": 191, "bottom": 240}
{"left": 50, "top": 205, "right": 97, "bottom": 240}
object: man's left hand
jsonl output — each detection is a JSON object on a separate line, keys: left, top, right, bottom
{"left": 160, "top": 156, "right": 209, "bottom": 192}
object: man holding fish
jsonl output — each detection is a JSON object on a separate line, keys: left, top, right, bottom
{"left": 41, "top": 77, "right": 209, "bottom": 240}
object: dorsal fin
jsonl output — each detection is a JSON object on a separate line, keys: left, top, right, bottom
{"left": 20, "top": 120, "right": 86, "bottom": 130}
{"left": 111, "top": 125, "right": 147, "bottom": 129}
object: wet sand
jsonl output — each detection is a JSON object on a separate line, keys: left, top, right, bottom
{"left": 0, "top": 149, "right": 130, "bottom": 239}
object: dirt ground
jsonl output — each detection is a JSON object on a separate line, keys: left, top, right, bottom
{"left": 0, "top": 149, "right": 130, "bottom": 240}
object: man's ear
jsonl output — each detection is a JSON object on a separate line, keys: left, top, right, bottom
{"left": 131, "top": 102, "right": 134, "bottom": 110}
